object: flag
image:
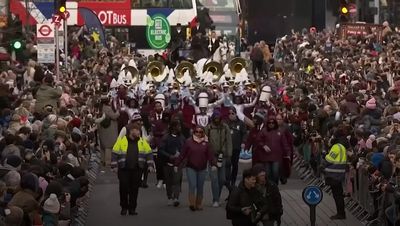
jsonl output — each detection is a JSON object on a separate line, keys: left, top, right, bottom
{"left": 78, "top": 7, "right": 106, "bottom": 47}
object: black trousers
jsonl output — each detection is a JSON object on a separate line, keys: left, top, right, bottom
{"left": 118, "top": 169, "right": 140, "bottom": 210}
{"left": 154, "top": 155, "right": 164, "bottom": 181}
{"left": 163, "top": 165, "right": 182, "bottom": 199}
{"left": 252, "top": 60, "right": 263, "bottom": 80}
{"left": 326, "top": 177, "right": 345, "bottom": 216}
{"left": 230, "top": 149, "right": 240, "bottom": 186}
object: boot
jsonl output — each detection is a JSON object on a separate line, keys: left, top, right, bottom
{"left": 189, "top": 194, "right": 196, "bottom": 211}
{"left": 195, "top": 196, "right": 203, "bottom": 211}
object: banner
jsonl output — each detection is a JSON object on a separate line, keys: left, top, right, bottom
{"left": 79, "top": 7, "right": 107, "bottom": 47}
{"left": 78, "top": 1, "right": 131, "bottom": 26}
{"left": 146, "top": 14, "right": 171, "bottom": 49}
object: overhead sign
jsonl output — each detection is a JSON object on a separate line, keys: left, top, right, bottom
{"left": 78, "top": 1, "right": 131, "bottom": 26}
{"left": 339, "top": 23, "right": 383, "bottom": 42}
{"left": 146, "top": 14, "right": 171, "bottom": 49}
{"left": 37, "top": 24, "right": 54, "bottom": 38}
{"left": 302, "top": 185, "right": 323, "bottom": 206}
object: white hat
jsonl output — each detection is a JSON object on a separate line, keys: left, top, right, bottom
{"left": 43, "top": 194, "right": 60, "bottom": 214}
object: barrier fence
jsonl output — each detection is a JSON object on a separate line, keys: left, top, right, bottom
{"left": 71, "top": 151, "right": 101, "bottom": 226}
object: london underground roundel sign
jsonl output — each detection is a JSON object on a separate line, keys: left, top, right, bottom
{"left": 146, "top": 14, "right": 171, "bottom": 49}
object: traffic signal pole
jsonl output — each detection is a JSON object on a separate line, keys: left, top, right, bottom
{"left": 64, "top": 18, "right": 67, "bottom": 72}
{"left": 55, "top": 25, "right": 60, "bottom": 81}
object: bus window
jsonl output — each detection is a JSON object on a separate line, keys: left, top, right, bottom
{"left": 132, "top": 0, "right": 140, "bottom": 8}
{"left": 170, "top": 0, "right": 193, "bottom": 9}
{"left": 141, "top": 0, "right": 168, "bottom": 7}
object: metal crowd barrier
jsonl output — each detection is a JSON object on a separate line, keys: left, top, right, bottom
{"left": 293, "top": 154, "right": 372, "bottom": 223}
{"left": 70, "top": 150, "right": 102, "bottom": 226}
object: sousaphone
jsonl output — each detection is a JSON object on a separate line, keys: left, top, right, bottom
{"left": 123, "top": 66, "right": 140, "bottom": 85}
{"left": 229, "top": 57, "right": 247, "bottom": 76}
{"left": 175, "top": 61, "right": 196, "bottom": 84}
{"left": 203, "top": 61, "right": 223, "bottom": 82}
{"left": 146, "top": 61, "right": 166, "bottom": 83}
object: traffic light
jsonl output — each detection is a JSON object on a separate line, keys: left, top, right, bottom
{"left": 10, "top": 39, "right": 23, "bottom": 51}
{"left": 55, "top": 0, "right": 66, "bottom": 15}
{"left": 341, "top": 6, "right": 348, "bottom": 14}
{"left": 339, "top": 0, "right": 349, "bottom": 23}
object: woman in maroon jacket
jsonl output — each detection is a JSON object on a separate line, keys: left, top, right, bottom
{"left": 255, "top": 118, "right": 290, "bottom": 185}
{"left": 175, "top": 125, "right": 216, "bottom": 211}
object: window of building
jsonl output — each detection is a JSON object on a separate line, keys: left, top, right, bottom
{"left": 132, "top": 0, "right": 193, "bottom": 8}
{"left": 141, "top": 0, "right": 168, "bottom": 7}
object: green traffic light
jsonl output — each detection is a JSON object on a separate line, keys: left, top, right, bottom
{"left": 12, "top": 40, "right": 22, "bottom": 49}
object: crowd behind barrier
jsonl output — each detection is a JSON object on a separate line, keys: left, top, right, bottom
{"left": 273, "top": 23, "right": 400, "bottom": 225}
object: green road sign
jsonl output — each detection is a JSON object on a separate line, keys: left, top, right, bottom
{"left": 146, "top": 14, "right": 171, "bottom": 49}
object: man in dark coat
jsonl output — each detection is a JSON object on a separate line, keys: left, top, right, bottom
{"left": 206, "top": 31, "right": 220, "bottom": 56}
{"left": 226, "top": 168, "right": 258, "bottom": 226}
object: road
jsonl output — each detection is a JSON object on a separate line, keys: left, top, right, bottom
{"left": 86, "top": 162, "right": 363, "bottom": 226}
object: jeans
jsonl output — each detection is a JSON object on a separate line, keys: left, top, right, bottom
{"left": 186, "top": 168, "right": 207, "bottom": 197}
{"left": 118, "top": 169, "right": 140, "bottom": 210}
{"left": 325, "top": 177, "right": 345, "bottom": 216}
{"left": 163, "top": 165, "right": 182, "bottom": 199}
{"left": 385, "top": 204, "right": 397, "bottom": 225}
{"left": 264, "top": 161, "right": 280, "bottom": 185}
{"left": 209, "top": 159, "right": 227, "bottom": 202}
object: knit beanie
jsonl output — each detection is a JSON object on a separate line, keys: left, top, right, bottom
{"left": 43, "top": 193, "right": 60, "bottom": 214}
{"left": 366, "top": 134, "right": 376, "bottom": 149}
{"left": 20, "top": 172, "right": 39, "bottom": 192}
{"left": 131, "top": 113, "right": 142, "bottom": 122}
{"left": 366, "top": 98, "right": 377, "bottom": 110}
{"left": 3, "top": 155, "right": 22, "bottom": 170}
{"left": 4, "top": 206, "right": 24, "bottom": 226}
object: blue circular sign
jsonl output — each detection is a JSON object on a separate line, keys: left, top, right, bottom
{"left": 302, "top": 185, "right": 323, "bottom": 206}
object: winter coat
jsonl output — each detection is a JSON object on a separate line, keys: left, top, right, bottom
{"left": 226, "top": 182, "right": 258, "bottom": 226}
{"left": 175, "top": 137, "right": 216, "bottom": 171}
{"left": 206, "top": 122, "right": 233, "bottom": 158}
{"left": 226, "top": 119, "right": 247, "bottom": 151}
{"left": 8, "top": 189, "right": 39, "bottom": 216}
{"left": 158, "top": 133, "right": 186, "bottom": 165}
{"left": 254, "top": 181, "right": 283, "bottom": 221}
{"left": 255, "top": 128, "right": 290, "bottom": 163}
{"left": 34, "top": 85, "right": 62, "bottom": 113}
{"left": 97, "top": 105, "right": 120, "bottom": 150}
{"left": 42, "top": 211, "right": 59, "bottom": 226}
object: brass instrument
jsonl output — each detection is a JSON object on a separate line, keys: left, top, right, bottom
{"left": 146, "top": 61, "right": 166, "bottom": 83}
{"left": 124, "top": 66, "right": 140, "bottom": 85}
{"left": 175, "top": 61, "right": 196, "bottom": 84}
{"left": 229, "top": 57, "right": 247, "bottom": 76}
{"left": 203, "top": 61, "right": 223, "bottom": 82}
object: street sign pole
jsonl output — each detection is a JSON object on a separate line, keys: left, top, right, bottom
{"left": 302, "top": 185, "right": 323, "bottom": 226}
{"left": 64, "top": 18, "right": 67, "bottom": 71}
{"left": 310, "top": 205, "right": 316, "bottom": 226}
{"left": 55, "top": 25, "right": 60, "bottom": 81}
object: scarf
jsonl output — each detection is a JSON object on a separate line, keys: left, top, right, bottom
{"left": 193, "top": 134, "right": 208, "bottom": 143}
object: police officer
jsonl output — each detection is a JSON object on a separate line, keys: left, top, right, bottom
{"left": 323, "top": 139, "right": 347, "bottom": 220}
